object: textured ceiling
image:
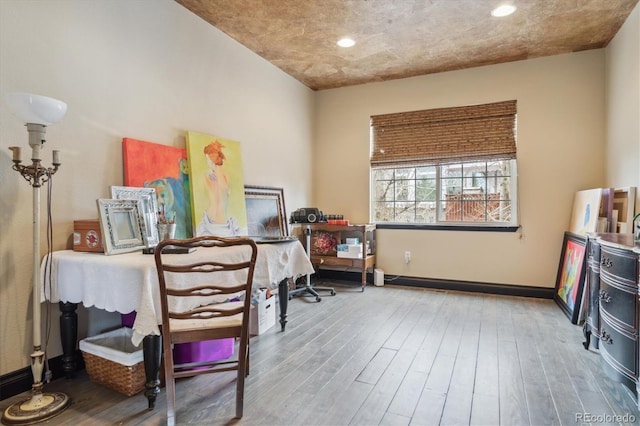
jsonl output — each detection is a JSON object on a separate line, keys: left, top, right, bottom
{"left": 176, "top": 0, "right": 638, "bottom": 91}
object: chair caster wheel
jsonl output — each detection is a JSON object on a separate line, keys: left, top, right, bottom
{"left": 316, "top": 297, "right": 321, "bottom": 302}
{"left": 330, "top": 291, "right": 336, "bottom": 296}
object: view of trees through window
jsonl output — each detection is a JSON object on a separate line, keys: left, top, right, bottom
{"left": 372, "top": 159, "right": 515, "bottom": 225}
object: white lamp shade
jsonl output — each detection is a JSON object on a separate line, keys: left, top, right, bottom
{"left": 6, "top": 92, "right": 67, "bottom": 125}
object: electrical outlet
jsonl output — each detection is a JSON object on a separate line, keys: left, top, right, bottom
{"left": 404, "top": 251, "right": 411, "bottom": 264}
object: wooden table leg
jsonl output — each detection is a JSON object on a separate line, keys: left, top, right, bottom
{"left": 59, "top": 302, "right": 78, "bottom": 378}
{"left": 278, "top": 278, "right": 290, "bottom": 331}
{"left": 142, "top": 335, "right": 161, "bottom": 409}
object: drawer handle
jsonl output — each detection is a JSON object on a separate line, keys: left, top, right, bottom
{"left": 598, "top": 290, "right": 611, "bottom": 303}
{"left": 601, "top": 330, "right": 613, "bottom": 345}
{"left": 601, "top": 257, "right": 612, "bottom": 268}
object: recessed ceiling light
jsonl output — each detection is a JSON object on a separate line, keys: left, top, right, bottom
{"left": 491, "top": 4, "right": 516, "bottom": 17}
{"left": 337, "top": 37, "right": 356, "bottom": 48}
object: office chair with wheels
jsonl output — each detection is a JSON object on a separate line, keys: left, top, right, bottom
{"left": 288, "top": 226, "right": 336, "bottom": 302}
{"left": 153, "top": 236, "right": 257, "bottom": 426}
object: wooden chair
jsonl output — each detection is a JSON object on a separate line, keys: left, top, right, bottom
{"left": 153, "top": 236, "right": 258, "bottom": 425}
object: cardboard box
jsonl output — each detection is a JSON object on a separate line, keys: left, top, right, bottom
{"left": 337, "top": 244, "right": 362, "bottom": 254}
{"left": 250, "top": 296, "right": 276, "bottom": 336}
{"left": 73, "top": 219, "right": 103, "bottom": 252}
{"left": 337, "top": 251, "right": 365, "bottom": 259}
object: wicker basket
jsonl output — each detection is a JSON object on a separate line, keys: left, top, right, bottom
{"left": 80, "top": 328, "right": 145, "bottom": 397}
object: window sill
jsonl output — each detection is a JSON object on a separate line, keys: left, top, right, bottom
{"left": 376, "top": 223, "right": 520, "bottom": 232}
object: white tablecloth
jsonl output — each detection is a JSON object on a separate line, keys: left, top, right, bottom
{"left": 41, "top": 241, "right": 314, "bottom": 345}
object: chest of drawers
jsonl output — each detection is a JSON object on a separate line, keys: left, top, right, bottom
{"left": 584, "top": 233, "right": 640, "bottom": 407}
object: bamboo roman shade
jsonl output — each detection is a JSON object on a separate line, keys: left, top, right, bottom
{"left": 370, "top": 100, "right": 517, "bottom": 168}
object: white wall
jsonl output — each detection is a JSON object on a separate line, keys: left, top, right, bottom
{"left": 1, "top": 0, "right": 637, "bottom": 379}
{"left": 605, "top": 3, "right": 640, "bottom": 192}
{"left": 0, "top": 0, "right": 315, "bottom": 375}
{"left": 315, "top": 51, "right": 607, "bottom": 287}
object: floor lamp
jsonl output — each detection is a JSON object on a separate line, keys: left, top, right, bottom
{"left": 2, "top": 93, "right": 70, "bottom": 425}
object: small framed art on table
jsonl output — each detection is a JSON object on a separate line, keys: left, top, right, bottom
{"left": 554, "top": 231, "right": 587, "bottom": 324}
{"left": 97, "top": 199, "right": 147, "bottom": 255}
{"left": 244, "top": 185, "right": 288, "bottom": 237}
{"left": 110, "top": 186, "right": 159, "bottom": 247}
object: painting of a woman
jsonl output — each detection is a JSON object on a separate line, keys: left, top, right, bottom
{"left": 186, "top": 131, "right": 248, "bottom": 237}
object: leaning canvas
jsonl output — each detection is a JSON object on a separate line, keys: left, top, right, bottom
{"left": 186, "top": 131, "right": 248, "bottom": 237}
{"left": 568, "top": 188, "right": 602, "bottom": 235}
{"left": 122, "top": 138, "right": 193, "bottom": 239}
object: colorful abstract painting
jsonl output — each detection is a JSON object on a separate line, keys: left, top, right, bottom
{"left": 554, "top": 232, "right": 587, "bottom": 324}
{"left": 122, "top": 138, "right": 193, "bottom": 238}
{"left": 185, "top": 131, "right": 248, "bottom": 236}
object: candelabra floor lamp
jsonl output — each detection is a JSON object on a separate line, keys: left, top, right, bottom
{"left": 2, "top": 93, "right": 70, "bottom": 425}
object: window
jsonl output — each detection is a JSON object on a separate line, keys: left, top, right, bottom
{"left": 370, "top": 101, "right": 518, "bottom": 228}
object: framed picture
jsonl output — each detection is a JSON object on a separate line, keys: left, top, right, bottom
{"left": 554, "top": 232, "right": 587, "bottom": 324}
{"left": 97, "top": 199, "right": 147, "bottom": 255}
{"left": 110, "top": 186, "right": 159, "bottom": 247}
{"left": 244, "top": 185, "right": 288, "bottom": 237}
{"left": 568, "top": 188, "right": 602, "bottom": 235}
{"left": 186, "top": 131, "right": 248, "bottom": 237}
{"left": 122, "top": 137, "right": 193, "bottom": 239}
{"left": 613, "top": 186, "right": 636, "bottom": 234}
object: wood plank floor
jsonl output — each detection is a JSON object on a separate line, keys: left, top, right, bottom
{"left": 3, "top": 281, "right": 640, "bottom": 425}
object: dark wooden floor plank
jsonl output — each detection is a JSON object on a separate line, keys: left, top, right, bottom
{"left": 387, "top": 370, "right": 428, "bottom": 418}
{"left": 410, "top": 389, "right": 446, "bottom": 425}
{"left": 474, "top": 295, "right": 499, "bottom": 399}
{"left": 470, "top": 392, "right": 500, "bottom": 426}
{"left": 380, "top": 411, "right": 411, "bottom": 426}
{"left": 4, "top": 284, "right": 640, "bottom": 425}
{"left": 356, "top": 348, "right": 398, "bottom": 385}
{"left": 496, "top": 297, "right": 530, "bottom": 426}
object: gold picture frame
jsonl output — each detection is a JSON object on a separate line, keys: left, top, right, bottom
{"left": 244, "top": 185, "right": 288, "bottom": 237}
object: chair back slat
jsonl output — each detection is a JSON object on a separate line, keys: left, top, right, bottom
{"left": 165, "top": 283, "right": 246, "bottom": 297}
{"left": 154, "top": 236, "right": 258, "bottom": 324}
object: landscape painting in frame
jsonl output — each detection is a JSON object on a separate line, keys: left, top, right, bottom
{"left": 554, "top": 232, "right": 587, "bottom": 324}
{"left": 122, "top": 138, "right": 193, "bottom": 238}
{"left": 244, "top": 185, "right": 288, "bottom": 237}
{"left": 186, "top": 131, "right": 248, "bottom": 237}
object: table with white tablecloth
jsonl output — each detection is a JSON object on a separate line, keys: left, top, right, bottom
{"left": 41, "top": 240, "right": 314, "bottom": 407}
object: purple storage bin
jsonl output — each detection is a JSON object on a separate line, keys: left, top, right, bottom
{"left": 121, "top": 312, "right": 136, "bottom": 328}
{"left": 173, "top": 338, "right": 234, "bottom": 364}
{"left": 120, "top": 312, "right": 234, "bottom": 362}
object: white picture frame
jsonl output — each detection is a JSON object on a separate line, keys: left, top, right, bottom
{"left": 110, "top": 186, "right": 159, "bottom": 247}
{"left": 97, "top": 199, "right": 147, "bottom": 255}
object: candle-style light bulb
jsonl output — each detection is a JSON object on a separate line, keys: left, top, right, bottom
{"left": 52, "top": 150, "right": 60, "bottom": 165}
{"left": 9, "top": 146, "right": 21, "bottom": 162}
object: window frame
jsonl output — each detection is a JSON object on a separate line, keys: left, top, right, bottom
{"left": 370, "top": 159, "right": 519, "bottom": 230}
